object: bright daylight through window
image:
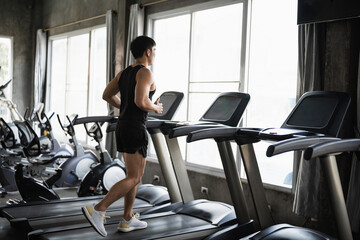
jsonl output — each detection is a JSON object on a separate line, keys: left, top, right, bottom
{"left": 150, "top": 0, "right": 298, "bottom": 188}
{"left": 0, "top": 37, "right": 13, "bottom": 122}
{"left": 49, "top": 27, "right": 107, "bottom": 145}
{"left": 243, "top": 0, "right": 298, "bottom": 188}
{"left": 150, "top": 2, "right": 243, "bottom": 171}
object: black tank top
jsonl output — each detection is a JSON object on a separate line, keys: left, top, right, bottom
{"left": 118, "top": 65, "right": 155, "bottom": 122}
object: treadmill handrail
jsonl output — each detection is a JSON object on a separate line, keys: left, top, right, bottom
{"left": 169, "top": 123, "right": 227, "bottom": 138}
{"left": 304, "top": 138, "right": 360, "bottom": 160}
{"left": 187, "top": 127, "right": 238, "bottom": 143}
{"left": 266, "top": 136, "right": 340, "bottom": 157}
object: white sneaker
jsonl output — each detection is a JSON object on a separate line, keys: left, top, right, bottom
{"left": 82, "top": 204, "right": 109, "bottom": 237}
{"left": 118, "top": 213, "right": 148, "bottom": 232}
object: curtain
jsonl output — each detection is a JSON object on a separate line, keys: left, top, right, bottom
{"left": 34, "top": 29, "right": 47, "bottom": 111}
{"left": 346, "top": 54, "right": 360, "bottom": 233}
{"left": 293, "top": 23, "right": 323, "bottom": 219}
{"left": 104, "top": 10, "right": 118, "bottom": 156}
{"left": 125, "top": 4, "right": 145, "bottom": 67}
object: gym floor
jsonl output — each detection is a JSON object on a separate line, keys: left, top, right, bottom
{"left": 0, "top": 187, "right": 78, "bottom": 240}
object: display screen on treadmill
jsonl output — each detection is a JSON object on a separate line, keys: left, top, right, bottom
{"left": 149, "top": 94, "right": 177, "bottom": 119}
{"left": 202, "top": 96, "right": 242, "bottom": 122}
{"left": 156, "top": 95, "right": 175, "bottom": 116}
{"left": 286, "top": 96, "right": 338, "bottom": 128}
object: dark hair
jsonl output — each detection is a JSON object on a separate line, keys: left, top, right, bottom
{"left": 130, "top": 36, "right": 156, "bottom": 59}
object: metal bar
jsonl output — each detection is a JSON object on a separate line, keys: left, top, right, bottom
{"left": 240, "top": 143, "right": 274, "bottom": 229}
{"left": 217, "top": 141, "right": 250, "bottom": 225}
{"left": 150, "top": 133, "right": 182, "bottom": 203}
{"left": 189, "top": 81, "right": 240, "bottom": 84}
{"left": 321, "top": 155, "right": 352, "bottom": 240}
{"left": 140, "top": 0, "right": 168, "bottom": 8}
{"left": 43, "top": 14, "right": 107, "bottom": 32}
{"left": 165, "top": 135, "right": 195, "bottom": 203}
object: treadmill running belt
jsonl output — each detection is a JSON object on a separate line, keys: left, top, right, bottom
{"left": 3, "top": 197, "right": 146, "bottom": 219}
{"left": 5, "top": 198, "right": 151, "bottom": 231}
{"left": 29, "top": 213, "right": 220, "bottom": 240}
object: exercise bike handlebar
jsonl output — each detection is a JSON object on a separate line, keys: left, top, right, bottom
{"left": 57, "top": 114, "right": 78, "bottom": 136}
{"left": 35, "top": 112, "right": 53, "bottom": 132}
{"left": 0, "top": 79, "right": 12, "bottom": 92}
{"left": 83, "top": 121, "right": 103, "bottom": 142}
{"left": 0, "top": 117, "right": 16, "bottom": 148}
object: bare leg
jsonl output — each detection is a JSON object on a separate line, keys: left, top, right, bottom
{"left": 94, "top": 152, "right": 146, "bottom": 213}
{"left": 123, "top": 184, "right": 139, "bottom": 220}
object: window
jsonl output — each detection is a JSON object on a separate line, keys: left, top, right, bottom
{"left": 0, "top": 36, "right": 13, "bottom": 122}
{"left": 48, "top": 27, "right": 107, "bottom": 145}
{"left": 148, "top": 0, "right": 298, "bottom": 188}
{"left": 149, "top": 2, "right": 244, "bottom": 171}
{"left": 242, "top": 0, "right": 298, "bottom": 187}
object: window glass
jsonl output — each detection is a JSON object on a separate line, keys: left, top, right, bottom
{"left": 66, "top": 33, "right": 89, "bottom": 120}
{"left": 152, "top": 14, "right": 190, "bottom": 121}
{"left": 191, "top": 4, "right": 243, "bottom": 82}
{"left": 150, "top": 0, "right": 297, "bottom": 188}
{"left": 49, "top": 27, "right": 107, "bottom": 145}
{"left": 89, "top": 27, "right": 107, "bottom": 117}
{"left": 188, "top": 3, "right": 243, "bottom": 168}
{"left": 151, "top": 3, "right": 243, "bottom": 169}
{"left": 88, "top": 27, "right": 108, "bottom": 145}
{"left": 50, "top": 38, "right": 67, "bottom": 118}
{"left": 149, "top": 15, "right": 191, "bottom": 157}
{"left": 0, "top": 37, "right": 13, "bottom": 121}
{"left": 243, "top": 0, "right": 298, "bottom": 187}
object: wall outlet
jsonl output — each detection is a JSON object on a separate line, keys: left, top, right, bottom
{"left": 201, "top": 186, "right": 208, "bottom": 195}
{"left": 153, "top": 175, "right": 160, "bottom": 182}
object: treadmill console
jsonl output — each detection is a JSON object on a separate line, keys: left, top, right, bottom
{"left": 259, "top": 128, "right": 318, "bottom": 141}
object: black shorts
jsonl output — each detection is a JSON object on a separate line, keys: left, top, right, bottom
{"left": 115, "top": 120, "right": 148, "bottom": 158}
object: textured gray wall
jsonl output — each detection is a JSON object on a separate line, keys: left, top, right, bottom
{"left": 0, "top": 0, "right": 42, "bottom": 115}
{"left": 42, "top": 0, "right": 126, "bottom": 74}
{"left": 1, "top": 0, "right": 359, "bottom": 237}
{"left": 0, "top": 0, "right": 126, "bottom": 114}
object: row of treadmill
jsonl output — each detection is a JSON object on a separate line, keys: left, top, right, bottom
{"left": 0, "top": 90, "right": 356, "bottom": 240}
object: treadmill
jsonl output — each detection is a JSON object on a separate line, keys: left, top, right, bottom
{"left": 0, "top": 91, "right": 184, "bottom": 233}
{"left": 302, "top": 139, "right": 356, "bottom": 240}
{"left": 186, "top": 91, "right": 350, "bottom": 240}
{"left": 27, "top": 92, "right": 254, "bottom": 240}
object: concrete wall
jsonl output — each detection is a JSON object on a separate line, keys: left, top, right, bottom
{"left": 42, "top": 0, "right": 126, "bottom": 75}
{"left": 1, "top": 0, "right": 359, "bottom": 238}
{"left": 0, "top": 0, "right": 42, "bottom": 115}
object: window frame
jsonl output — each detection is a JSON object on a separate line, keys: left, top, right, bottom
{"left": 146, "top": 0, "right": 249, "bottom": 176}
{"left": 0, "top": 35, "right": 14, "bottom": 122}
{"left": 46, "top": 25, "right": 107, "bottom": 145}
{"left": 0, "top": 35, "right": 13, "bottom": 98}
{"left": 146, "top": 0, "right": 297, "bottom": 192}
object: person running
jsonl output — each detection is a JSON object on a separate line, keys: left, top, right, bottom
{"left": 82, "top": 35, "right": 163, "bottom": 237}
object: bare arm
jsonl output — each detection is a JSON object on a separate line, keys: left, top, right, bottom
{"left": 134, "top": 68, "right": 163, "bottom": 113}
{"left": 102, "top": 71, "right": 122, "bottom": 109}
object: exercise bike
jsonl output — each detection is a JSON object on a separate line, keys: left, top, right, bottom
{"left": 74, "top": 116, "right": 127, "bottom": 196}
{"left": 48, "top": 114, "right": 101, "bottom": 187}
{"left": 11, "top": 114, "right": 123, "bottom": 203}
{"left": 0, "top": 118, "right": 23, "bottom": 197}
{"left": 77, "top": 91, "right": 184, "bottom": 198}
{"left": 0, "top": 78, "right": 25, "bottom": 196}
{"left": 13, "top": 120, "right": 72, "bottom": 202}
